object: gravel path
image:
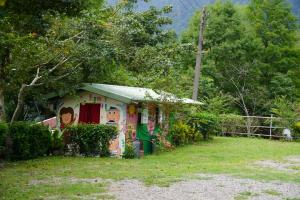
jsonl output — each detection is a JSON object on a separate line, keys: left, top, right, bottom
{"left": 255, "top": 156, "right": 300, "bottom": 173}
{"left": 110, "top": 156, "right": 300, "bottom": 200}
{"left": 28, "top": 156, "right": 300, "bottom": 199}
{"left": 109, "top": 174, "right": 300, "bottom": 200}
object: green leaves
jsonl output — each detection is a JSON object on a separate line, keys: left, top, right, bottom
{"left": 271, "top": 96, "right": 299, "bottom": 128}
{"left": 4, "top": 122, "right": 52, "bottom": 160}
{"left": 248, "top": 0, "right": 297, "bottom": 47}
{"left": 169, "top": 121, "right": 201, "bottom": 146}
{"left": 66, "top": 124, "right": 118, "bottom": 157}
{"left": 182, "top": 0, "right": 299, "bottom": 115}
{"left": 189, "top": 112, "right": 220, "bottom": 140}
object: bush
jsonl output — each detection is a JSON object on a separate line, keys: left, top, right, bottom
{"left": 66, "top": 124, "right": 117, "bottom": 157}
{"left": 7, "top": 122, "right": 51, "bottom": 160}
{"left": 50, "top": 129, "right": 64, "bottom": 155}
{"left": 123, "top": 143, "right": 135, "bottom": 159}
{"left": 271, "top": 97, "right": 298, "bottom": 129}
{"left": 188, "top": 112, "right": 220, "bottom": 140}
{"left": 0, "top": 123, "right": 8, "bottom": 159}
{"left": 293, "top": 121, "right": 300, "bottom": 138}
{"left": 169, "top": 122, "right": 200, "bottom": 146}
{"left": 219, "top": 114, "right": 245, "bottom": 136}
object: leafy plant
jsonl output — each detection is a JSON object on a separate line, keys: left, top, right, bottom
{"left": 66, "top": 124, "right": 117, "bottom": 157}
{"left": 169, "top": 122, "right": 188, "bottom": 146}
{"left": 6, "top": 122, "right": 51, "bottom": 160}
{"left": 50, "top": 129, "right": 64, "bottom": 155}
{"left": 203, "top": 93, "right": 235, "bottom": 115}
{"left": 188, "top": 112, "right": 220, "bottom": 140}
{"left": 169, "top": 122, "right": 200, "bottom": 146}
{"left": 292, "top": 121, "right": 300, "bottom": 139}
{"left": 123, "top": 143, "right": 135, "bottom": 159}
{"left": 219, "top": 114, "right": 246, "bottom": 136}
{"left": 271, "top": 96, "right": 299, "bottom": 130}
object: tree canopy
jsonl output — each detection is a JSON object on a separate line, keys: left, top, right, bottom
{"left": 0, "top": 0, "right": 299, "bottom": 122}
{"left": 182, "top": 0, "right": 299, "bottom": 115}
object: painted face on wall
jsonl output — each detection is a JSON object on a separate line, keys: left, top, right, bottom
{"left": 106, "top": 107, "right": 120, "bottom": 124}
{"left": 62, "top": 113, "right": 72, "bottom": 124}
{"left": 60, "top": 107, "right": 75, "bottom": 128}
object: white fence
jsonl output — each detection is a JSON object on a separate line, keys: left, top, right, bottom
{"left": 220, "top": 115, "right": 298, "bottom": 139}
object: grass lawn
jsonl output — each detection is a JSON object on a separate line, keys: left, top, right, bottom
{"left": 0, "top": 137, "right": 300, "bottom": 199}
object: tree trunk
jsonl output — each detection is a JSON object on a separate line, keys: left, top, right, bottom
{"left": 10, "top": 84, "right": 27, "bottom": 124}
{"left": 0, "top": 88, "right": 5, "bottom": 122}
{"left": 240, "top": 94, "right": 251, "bottom": 136}
{"left": 192, "top": 7, "right": 207, "bottom": 100}
{"left": 245, "top": 115, "right": 251, "bottom": 136}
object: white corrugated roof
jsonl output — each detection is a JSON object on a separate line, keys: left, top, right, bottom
{"left": 82, "top": 83, "right": 202, "bottom": 105}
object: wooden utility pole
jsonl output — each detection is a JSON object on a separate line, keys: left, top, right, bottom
{"left": 192, "top": 7, "right": 207, "bottom": 101}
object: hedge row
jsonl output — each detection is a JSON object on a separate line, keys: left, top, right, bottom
{"left": 65, "top": 124, "right": 118, "bottom": 157}
{"left": 0, "top": 122, "right": 51, "bottom": 160}
{"left": 169, "top": 113, "right": 300, "bottom": 147}
{"left": 0, "top": 122, "right": 118, "bottom": 160}
{"left": 188, "top": 112, "right": 220, "bottom": 140}
{"left": 168, "top": 112, "right": 220, "bottom": 146}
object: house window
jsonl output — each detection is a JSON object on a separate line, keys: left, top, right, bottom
{"left": 78, "top": 103, "right": 101, "bottom": 124}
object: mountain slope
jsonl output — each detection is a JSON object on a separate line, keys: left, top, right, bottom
{"left": 107, "top": 0, "right": 299, "bottom": 33}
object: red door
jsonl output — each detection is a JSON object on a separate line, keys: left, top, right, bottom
{"left": 78, "top": 103, "right": 100, "bottom": 124}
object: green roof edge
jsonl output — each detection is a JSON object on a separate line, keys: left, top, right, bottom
{"left": 82, "top": 83, "right": 132, "bottom": 104}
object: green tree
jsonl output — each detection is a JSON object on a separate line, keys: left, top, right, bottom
{"left": 0, "top": 0, "right": 192, "bottom": 122}
{"left": 182, "top": 0, "right": 299, "bottom": 116}
{"left": 183, "top": 1, "right": 265, "bottom": 115}
{"left": 248, "top": 0, "right": 299, "bottom": 99}
{"left": 0, "top": 0, "right": 111, "bottom": 122}
{"left": 271, "top": 96, "right": 299, "bottom": 129}
{"left": 103, "top": 2, "right": 195, "bottom": 97}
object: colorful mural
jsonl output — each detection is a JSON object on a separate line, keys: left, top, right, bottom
{"left": 148, "top": 104, "right": 156, "bottom": 134}
{"left": 59, "top": 107, "right": 76, "bottom": 129}
{"left": 103, "top": 103, "right": 126, "bottom": 156}
{"left": 55, "top": 91, "right": 163, "bottom": 156}
{"left": 106, "top": 106, "right": 121, "bottom": 155}
{"left": 126, "top": 104, "right": 138, "bottom": 141}
{"left": 56, "top": 92, "right": 126, "bottom": 155}
{"left": 106, "top": 107, "right": 120, "bottom": 125}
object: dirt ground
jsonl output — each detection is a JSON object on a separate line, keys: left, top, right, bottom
{"left": 109, "top": 174, "right": 300, "bottom": 200}
{"left": 109, "top": 156, "right": 300, "bottom": 200}
{"left": 30, "top": 156, "right": 300, "bottom": 200}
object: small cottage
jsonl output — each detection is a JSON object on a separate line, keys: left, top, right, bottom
{"left": 47, "top": 83, "right": 201, "bottom": 156}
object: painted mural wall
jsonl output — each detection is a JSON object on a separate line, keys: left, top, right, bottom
{"left": 55, "top": 91, "right": 164, "bottom": 156}
{"left": 57, "top": 91, "right": 126, "bottom": 155}
{"left": 126, "top": 104, "right": 138, "bottom": 141}
{"left": 148, "top": 104, "right": 156, "bottom": 134}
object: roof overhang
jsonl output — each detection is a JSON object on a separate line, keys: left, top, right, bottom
{"left": 46, "top": 83, "right": 203, "bottom": 105}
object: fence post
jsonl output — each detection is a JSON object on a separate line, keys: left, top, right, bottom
{"left": 269, "top": 114, "right": 273, "bottom": 139}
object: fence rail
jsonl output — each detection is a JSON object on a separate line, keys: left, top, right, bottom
{"left": 220, "top": 115, "right": 299, "bottom": 140}
{"left": 223, "top": 132, "right": 287, "bottom": 138}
